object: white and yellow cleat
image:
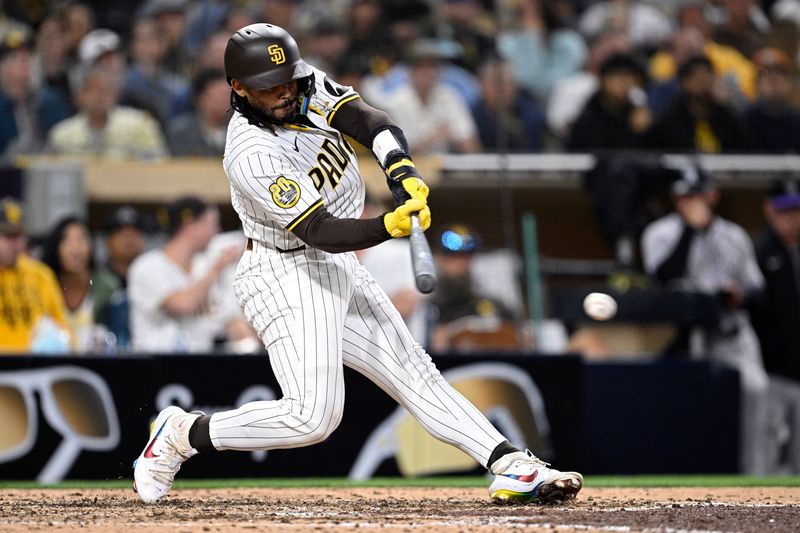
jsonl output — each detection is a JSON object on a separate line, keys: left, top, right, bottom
{"left": 489, "top": 450, "right": 583, "bottom": 505}
{"left": 133, "top": 406, "right": 201, "bottom": 504}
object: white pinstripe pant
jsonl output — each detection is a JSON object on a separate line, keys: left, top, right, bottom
{"left": 210, "top": 245, "right": 506, "bottom": 466}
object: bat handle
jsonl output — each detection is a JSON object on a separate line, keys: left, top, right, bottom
{"left": 410, "top": 214, "right": 437, "bottom": 294}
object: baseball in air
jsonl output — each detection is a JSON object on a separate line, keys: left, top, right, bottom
{"left": 583, "top": 292, "right": 617, "bottom": 321}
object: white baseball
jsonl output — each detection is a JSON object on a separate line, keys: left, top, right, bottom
{"left": 583, "top": 292, "right": 617, "bottom": 321}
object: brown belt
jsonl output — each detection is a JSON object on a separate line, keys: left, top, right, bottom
{"left": 246, "top": 238, "right": 305, "bottom": 254}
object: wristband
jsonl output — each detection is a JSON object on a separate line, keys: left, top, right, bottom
{"left": 372, "top": 127, "right": 409, "bottom": 168}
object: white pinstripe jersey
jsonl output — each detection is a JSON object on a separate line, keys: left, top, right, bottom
{"left": 223, "top": 66, "right": 365, "bottom": 250}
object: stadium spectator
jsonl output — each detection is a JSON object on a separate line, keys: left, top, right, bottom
{"left": 342, "top": 0, "right": 394, "bottom": 75}
{"left": 137, "top": 0, "right": 190, "bottom": 75}
{"left": 745, "top": 47, "right": 800, "bottom": 153}
{"left": 95, "top": 206, "right": 150, "bottom": 348}
{"left": 120, "top": 17, "right": 191, "bottom": 128}
{"left": 752, "top": 178, "right": 800, "bottom": 383}
{"left": 302, "top": 20, "right": 350, "bottom": 75}
{"left": 547, "top": 30, "right": 630, "bottom": 141}
{"left": 42, "top": 216, "right": 120, "bottom": 352}
{"left": 646, "top": 26, "right": 705, "bottom": 116}
{"left": 708, "top": 0, "right": 770, "bottom": 58}
{"left": 752, "top": 177, "right": 800, "bottom": 473}
{"left": 648, "top": 55, "right": 746, "bottom": 153}
{"left": 60, "top": 2, "right": 95, "bottom": 67}
{"left": 498, "top": 0, "right": 588, "bottom": 103}
{"left": 0, "top": 198, "right": 70, "bottom": 353}
{"left": 640, "top": 166, "right": 769, "bottom": 473}
{"left": 32, "top": 15, "right": 73, "bottom": 109}
{"left": 430, "top": 225, "right": 521, "bottom": 352}
{"left": 649, "top": 3, "right": 756, "bottom": 103}
{"left": 99, "top": 205, "right": 149, "bottom": 289}
{"left": 470, "top": 58, "right": 544, "bottom": 152}
{"left": 383, "top": 40, "right": 480, "bottom": 154}
{"left": 167, "top": 68, "right": 231, "bottom": 157}
{"left": 47, "top": 66, "right": 167, "bottom": 159}
{"left": 568, "top": 52, "right": 652, "bottom": 152}
{"left": 128, "top": 196, "right": 245, "bottom": 353}
{"left": 0, "top": 29, "right": 72, "bottom": 162}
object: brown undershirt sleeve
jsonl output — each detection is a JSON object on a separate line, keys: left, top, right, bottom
{"left": 329, "top": 97, "right": 396, "bottom": 150}
{"left": 290, "top": 204, "right": 391, "bottom": 253}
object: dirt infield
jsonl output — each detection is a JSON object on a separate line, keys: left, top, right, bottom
{"left": 1, "top": 486, "right": 798, "bottom": 532}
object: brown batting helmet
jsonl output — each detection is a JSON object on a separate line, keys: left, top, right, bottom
{"left": 224, "top": 23, "right": 313, "bottom": 90}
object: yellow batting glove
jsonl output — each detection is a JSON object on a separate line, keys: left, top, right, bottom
{"left": 386, "top": 158, "right": 429, "bottom": 205}
{"left": 402, "top": 176, "right": 429, "bottom": 203}
{"left": 383, "top": 198, "right": 432, "bottom": 238}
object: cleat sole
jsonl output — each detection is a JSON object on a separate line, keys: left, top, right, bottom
{"left": 491, "top": 476, "right": 583, "bottom": 506}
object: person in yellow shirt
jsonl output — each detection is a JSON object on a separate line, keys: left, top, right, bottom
{"left": 0, "top": 197, "right": 70, "bottom": 353}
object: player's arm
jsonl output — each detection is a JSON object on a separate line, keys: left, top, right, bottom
{"left": 289, "top": 199, "right": 430, "bottom": 253}
{"left": 330, "top": 98, "right": 428, "bottom": 207}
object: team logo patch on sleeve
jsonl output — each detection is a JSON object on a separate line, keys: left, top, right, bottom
{"left": 269, "top": 176, "right": 301, "bottom": 208}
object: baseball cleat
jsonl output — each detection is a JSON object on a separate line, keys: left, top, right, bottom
{"left": 489, "top": 450, "right": 583, "bottom": 505}
{"left": 133, "top": 406, "right": 201, "bottom": 504}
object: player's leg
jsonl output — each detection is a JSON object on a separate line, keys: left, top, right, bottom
{"left": 134, "top": 248, "right": 353, "bottom": 502}
{"left": 341, "top": 265, "right": 582, "bottom": 503}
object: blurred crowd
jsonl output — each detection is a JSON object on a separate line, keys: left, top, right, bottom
{"left": 1, "top": 0, "right": 800, "bottom": 161}
{"left": 0, "top": 196, "right": 261, "bottom": 354}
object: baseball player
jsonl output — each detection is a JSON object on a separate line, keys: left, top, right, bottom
{"left": 133, "top": 23, "right": 582, "bottom": 504}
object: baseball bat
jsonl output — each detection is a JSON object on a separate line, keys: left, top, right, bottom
{"left": 409, "top": 214, "right": 437, "bottom": 294}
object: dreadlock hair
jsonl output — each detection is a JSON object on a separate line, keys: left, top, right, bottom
{"left": 230, "top": 90, "right": 278, "bottom": 134}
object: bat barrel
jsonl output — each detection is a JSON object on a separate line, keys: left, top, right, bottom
{"left": 410, "top": 215, "right": 437, "bottom": 294}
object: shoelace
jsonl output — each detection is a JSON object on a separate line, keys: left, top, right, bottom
{"left": 519, "top": 449, "right": 551, "bottom": 469}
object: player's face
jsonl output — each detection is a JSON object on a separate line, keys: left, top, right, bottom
{"left": 234, "top": 79, "right": 299, "bottom": 123}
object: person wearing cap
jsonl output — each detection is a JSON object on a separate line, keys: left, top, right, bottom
{"left": 641, "top": 166, "right": 769, "bottom": 474}
{"left": 567, "top": 52, "right": 652, "bottom": 151}
{"left": 752, "top": 177, "right": 800, "bottom": 473}
{"left": 0, "top": 28, "right": 72, "bottom": 161}
{"left": 77, "top": 28, "right": 125, "bottom": 77}
{"left": 0, "top": 197, "right": 70, "bottom": 353}
{"left": 127, "top": 196, "right": 246, "bottom": 353}
{"left": 90, "top": 206, "right": 150, "bottom": 348}
{"left": 753, "top": 178, "right": 800, "bottom": 382}
{"left": 745, "top": 47, "right": 800, "bottom": 153}
{"left": 430, "top": 224, "right": 520, "bottom": 352}
{"left": 99, "top": 205, "right": 150, "bottom": 289}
